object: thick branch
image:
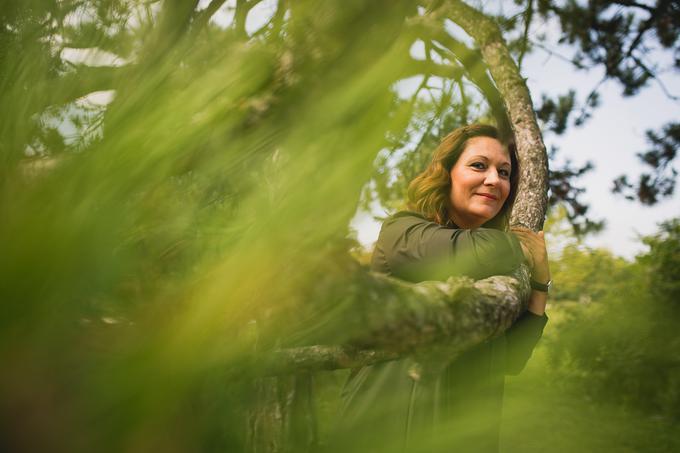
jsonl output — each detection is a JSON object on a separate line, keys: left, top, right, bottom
{"left": 262, "top": 346, "right": 400, "bottom": 375}
{"left": 145, "top": 0, "right": 201, "bottom": 61}
{"left": 440, "top": 0, "right": 549, "bottom": 230}
{"left": 260, "top": 268, "right": 531, "bottom": 375}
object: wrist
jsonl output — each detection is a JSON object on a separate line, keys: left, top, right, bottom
{"left": 530, "top": 278, "right": 552, "bottom": 292}
{"left": 527, "top": 290, "right": 548, "bottom": 315}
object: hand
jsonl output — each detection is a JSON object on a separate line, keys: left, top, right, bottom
{"left": 511, "top": 227, "right": 551, "bottom": 284}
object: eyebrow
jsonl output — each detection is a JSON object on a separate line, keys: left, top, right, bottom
{"left": 467, "top": 155, "right": 511, "bottom": 167}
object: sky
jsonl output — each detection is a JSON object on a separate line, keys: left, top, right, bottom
{"left": 522, "top": 46, "right": 680, "bottom": 258}
{"left": 351, "top": 9, "right": 680, "bottom": 261}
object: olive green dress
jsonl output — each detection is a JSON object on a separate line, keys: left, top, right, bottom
{"left": 335, "top": 212, "right": 548, "bottom": 452}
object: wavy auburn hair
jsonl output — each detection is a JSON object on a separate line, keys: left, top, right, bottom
{"left": 407, "top": 124, "right": 519, "bottom": 230}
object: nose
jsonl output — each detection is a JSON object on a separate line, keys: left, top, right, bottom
{"left": 484, "top": 168, "right": 500, "bottom": 185}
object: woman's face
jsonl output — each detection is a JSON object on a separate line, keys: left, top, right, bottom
{"left": 448, "top": 136, "right": 511, "bottom": 229}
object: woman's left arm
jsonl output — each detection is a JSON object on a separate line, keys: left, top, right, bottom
{"left": 504, "top": 227, "right": 551, "bottom": 375}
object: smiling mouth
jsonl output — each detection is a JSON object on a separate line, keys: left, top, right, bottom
{"left": 476, "top": 193, "right": 498, "bottom": 200}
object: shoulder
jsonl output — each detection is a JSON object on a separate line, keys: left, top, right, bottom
{"left": 381, "top": 210, "right": 439, "bottom": 230}
{"left": 379, "top": 211, "right": 470, "bottom": 245}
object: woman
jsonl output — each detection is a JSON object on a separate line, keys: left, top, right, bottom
{"left": 338, "top": 124, "right": 550, "bottom": 452}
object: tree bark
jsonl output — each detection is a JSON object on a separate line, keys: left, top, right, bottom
{"left": 259, "top": 267, "right": 531, "bottom": 376}
{"left": 437, "top": 0, "right": 550, "bottom": 231}
{"left": 249, "top": 267, "right": 530, "bottom": 451}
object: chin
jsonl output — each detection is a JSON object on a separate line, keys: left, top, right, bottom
{"left": 472, "top": 210, "right": 499, "bottom": 223}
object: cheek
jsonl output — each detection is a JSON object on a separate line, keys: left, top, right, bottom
{"left": 500, "top": 181, "right": 511, "bottom": 201}
{"left": 451, "top": 171, "right": 475, "bottom": 193}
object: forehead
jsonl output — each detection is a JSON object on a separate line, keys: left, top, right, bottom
{"left": 460, "top": 136, "right": 510, "bottom": 162}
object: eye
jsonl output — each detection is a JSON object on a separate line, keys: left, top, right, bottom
{"left": 470, "top": 162, "right": 486, "bottom": 170}
{"left": 499, "top": 168, "right": 511, "bottom": 178}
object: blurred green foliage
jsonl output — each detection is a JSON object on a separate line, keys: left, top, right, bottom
{"left": 496, "top": 218, "right": 680, "bottom": 452}
{"left": 1, "top": 1, "right": 679, "bottom": 452}
{"left": 541, "top": 217, "right": 680, "bottom": 423}
{"left": 1, "top": 1, "right": 416, "bottom": 450}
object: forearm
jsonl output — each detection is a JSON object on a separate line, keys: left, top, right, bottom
{"left": 379, "top": 214, "right": 525, "bottom": 282}
{"left": 527, "top": 289, "right": 548, "bottom": 316}
{"left": 510, "top": 227, "right": 550, "bottom": 316}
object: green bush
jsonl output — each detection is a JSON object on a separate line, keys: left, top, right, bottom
{"left": 544, "top": 218, "right": 680, "bottom": 421}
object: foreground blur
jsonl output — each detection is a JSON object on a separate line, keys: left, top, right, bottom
{"left": 1, "top": 1, "right": 678, "bottom": 452}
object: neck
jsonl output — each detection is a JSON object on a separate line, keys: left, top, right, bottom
{"left": 448, "top": 213, "right": 484, "bottom": 229}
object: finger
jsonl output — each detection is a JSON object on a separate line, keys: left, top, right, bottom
{"left": 516, "top": 231, "right": 541, "bottom": 242}
{"left": 514, "top": 232, "right": 540, "bottom": 245}
{"left": 511, "top": 226, "right": 539, "bottom": 233}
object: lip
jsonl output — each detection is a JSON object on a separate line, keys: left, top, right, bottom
{"left": 475, "top": 193, "right": 498, "bottom": 200}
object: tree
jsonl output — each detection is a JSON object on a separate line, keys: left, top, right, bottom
{"left": 532, "top": 0, "right": 680, "bottom": 206}
{"left": 365, "top": 0, "right": 680, "bottom": 233}
{"left": 0, "top": 1, "right": 676, "bottom": 451}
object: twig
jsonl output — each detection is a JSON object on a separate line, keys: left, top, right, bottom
{"left": 517, "top": 0, "right": 534, "bottom": 70}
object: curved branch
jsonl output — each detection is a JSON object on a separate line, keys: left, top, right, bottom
{"left": 406, "top": 13, "right": 512, "bottom": 138}
{"left": 234, "top": 0, "right": 264, "bottom": 38}
{"left": 439, "top": 0, "right": 550, "bottom": 230}
{"left": 260, "top": 268, "right": 531, "bottom": 375}
{"left": 429, "top": 39, "right": 510, "bottom": 136}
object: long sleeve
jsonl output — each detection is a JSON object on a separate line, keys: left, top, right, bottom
{"left": 504, "top": 310, "right": 548, "bottom": 375}
{"left": 370, "top": 212, "right": 524, "bottom": 281}
{"left": 370, "top": 212, "right": 547, "bottom": 376}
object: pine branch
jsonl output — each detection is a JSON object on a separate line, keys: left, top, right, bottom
{"left": 258, "top": 268, "right": 531, "bottom": 376}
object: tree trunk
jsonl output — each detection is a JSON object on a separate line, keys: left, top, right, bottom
{"left": 439, "top": 0, "right": 550, "bottom": 231}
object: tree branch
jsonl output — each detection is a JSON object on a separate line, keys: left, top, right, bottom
{"left": 406, "top": 13, "right": 512, "bottom": 137}
{"left": 429, "top": 41, "right": 509, "bottom": 135}
{"left": 438, "top": 0, "right": 549, "bottom": 231}
{"left": 401, "top": 58, "right": 465, "bottom": 80}
{"left": 631, "top": 55, "right": 680, "bottom": 101}
{"left": 259, "top": 268, "right": 531, "bottom": 375}
{"left": 260, "top": 346, "right": 400, "bottom": 375}
{"left": 192, "top": 0, "right": 227, "bottom": 31}
{"left": 233, "top": 0, "right": 264, "bottom": 38}
{"left": 517, "top": 0, "right": 534, "bottom": 70}
{"left": 625, "top": 16, "right": 655, "bottom": 59}
{"left": 43, "top": 64, "right": 125, "bottom": 111}
{"left": 610, "top": 0, "right": 655, "bottom": 13}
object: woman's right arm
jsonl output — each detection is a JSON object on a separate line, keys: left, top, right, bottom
{"left": 373, "top": 213, "right": 549, "bottom": 375}
{"left": 373, "top": 213, "right": 525, "bottom": 282}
